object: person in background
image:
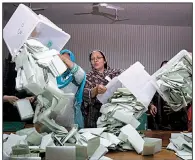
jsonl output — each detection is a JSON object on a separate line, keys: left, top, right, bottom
{"left": 148, "top": 60, "right": 188, "bottom": 131}
{"left": 3, "top": 54, "right": 35, "bottom": 122}
{"left": 187, "top": 104, "right": 192, "bottom": 132}
{"left": 83, "top": 50, "right": 123, "bottom": 128}
{"left": 187, "top": 51, "right": 192, "bottom": 132}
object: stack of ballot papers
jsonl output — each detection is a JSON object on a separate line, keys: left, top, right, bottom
{"left": 13, "top": 38, "right": 67, "bottom": 96}
{"left": 97, "top": 88, "right": 162, "bottom": 153}
{"left": 151, "top": 50, "right": 192, "bottom": 111}
{"left": 3, "top": 126, "right": 112, "bottom": 160}
{"left": 97, "top": 88, "right": 146, "bottom": 136}
{"left": 3, "top": 123, "right": 163, "bottom": 160}
{"left": 167, "top": 132, "right": 192, "bottom": 160}
{"left": 97, "top": 62, "right": 156, "bottom": 108}
{"left": 26, "top": 39, "right": 67, "bottom": 77}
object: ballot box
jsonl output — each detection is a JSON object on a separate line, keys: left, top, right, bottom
{"left": 3, "top": 4, "right": 70, "bottom": 57}
{"left": 151, "top": 50, "right": 192, "bottom": 111}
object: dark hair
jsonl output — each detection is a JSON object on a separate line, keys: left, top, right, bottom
{"left": 160, "top": 60, "right": 168, "bottom": 68}
{"left": 89, "top": 50, "right": 107, "bottom": 69}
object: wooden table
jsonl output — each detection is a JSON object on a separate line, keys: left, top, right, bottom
{"left": 106, "top": 149, "right": 180, "bottom": 160}
{"left": 4, "top": 124, "right": 182, "bottom": 160}
{"left": 105, "top": 130, "right": 182, "bottom": 160}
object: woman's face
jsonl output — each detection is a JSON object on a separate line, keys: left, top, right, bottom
{"left": 90, "top": 51, "right": 105, "bottom": 71}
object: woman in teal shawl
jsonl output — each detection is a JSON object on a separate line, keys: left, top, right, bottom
{"left": 56, "top": 49, "right": 86, "bottom": 129}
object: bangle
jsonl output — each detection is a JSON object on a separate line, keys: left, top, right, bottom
{"left": 71, "top": 64, "right": 79, "bottom": 75}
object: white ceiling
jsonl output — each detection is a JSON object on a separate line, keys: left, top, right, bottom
{"left": 3, "top": 3, "right": 193, "bottom": 26}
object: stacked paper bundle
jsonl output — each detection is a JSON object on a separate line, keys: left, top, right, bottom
{"left": 3, "top": 123, "right": 162, "bottom": 160}
{"left": 152, "top": 50, "right": 192, "bottom": 111}
{"left": 97, "top": 88, "right": 145, "bottom": 136}
{"left": 3, "top": 126, "right": 112, "bottom": 160}
{"left": 167, "top": 132, "right": 192, "bottom": 160}
{"left": 14, "top": 39, "right": 67, "bottom": 94}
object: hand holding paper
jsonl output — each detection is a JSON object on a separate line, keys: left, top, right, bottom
{"left": 97, "top": 85, "right": 107, "bottom": 94}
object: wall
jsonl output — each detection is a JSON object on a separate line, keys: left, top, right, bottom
{"left": 3, "top": 23, "right": 192, "bottom": 74}
{"left": 59, "top": 24, "right": 192, "bottom": 74}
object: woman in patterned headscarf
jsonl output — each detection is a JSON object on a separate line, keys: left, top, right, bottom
{"left": 83, "top": 50, "right": 123, "bottom": 128}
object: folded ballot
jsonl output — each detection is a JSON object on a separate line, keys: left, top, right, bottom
{"left": 97, "top": 77, "right": 122, "bottom": 104}
{"left": 89, "top": 144, "right": 108, "bottom": 160}
{"left": 15, "top": 99, "right": 34, "bottom": 121}
{"left": 49, "top": 55, "right": 67, "bottom": 76}
{"left": 167, "top": 132, "right": 192, "bottom": 160}
{"left": 78, "top": 128, "right": 107, "bottom": 136}
{"left": 46, "top": 146, "right": 76, "bottom": 160}
{"left": 120, "top": 124, "right": 144, "bottom": 154}
{"left": 142, "top": 137, "right": 162, "bottom": 155}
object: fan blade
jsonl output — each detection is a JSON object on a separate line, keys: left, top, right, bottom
{"left": 74, "top": 12, "right": 92, "bottom": 15}
{"left": 106, "top": 5, "right": 124, "bottom": 10}
{"left": 32, "top": 8, "right": 45, "bottom": 11}
{"left": 101, "top": 12, "right": 116, "bottom": 18}
{"left": 13, "top": 4, "right": 19, "bottom": 7}
{"left": 99, "top": 3, "right": 108, "bottom": 7}
{"left": 92, "top": 3, "right": 100, "bottom": 6}
{"left": 110, "top": 18, "right": 129, "bottom": 24}
{"left": 13, "top": 4, "right": 46, "bottom": 12}
{"left": 116, "top": 18, "right": 129, "bottom": 21}
{"left": 102, "top": 14, "right": 115, "bottom": 21}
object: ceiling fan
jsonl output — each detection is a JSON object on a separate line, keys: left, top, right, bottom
{"left": 13, "top": 3, "right": 46, "bottom": 11}
{"left": 74, "top": 3, "right": 129, "bottom": 24}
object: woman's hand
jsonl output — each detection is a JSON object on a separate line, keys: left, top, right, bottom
{"left": 91, "top": 84, "right": 107, "bottom": 98}
{"left": 91, "top": 86, "right": 98, "bottom": 98}
{"left": 34, "top": 122, "right": 44, "bottom": 133}
{"left": 58, "top": 54, "right": 74, "bottom": 69}
{"left": 58, "top": 54, "right": 68, "bottom": 62}
{"left": 97, "top": 84, "right": 107, "bottom": 94}
{"left": 149, "top": 104, "right": 157, "bottom": 117}
{"left": 25, "top": 96, "right": 35, "bottom": 103}
{"left": 3, "top": 95, "right": 19, "bottom": 104}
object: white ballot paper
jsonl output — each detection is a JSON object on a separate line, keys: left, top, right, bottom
{"left": 120, "top": 124, "right": 144, "bottom": 154}
{"left": 46, "top": 146, "right": 76, "bottom": 160}
{"left": 100, "top": 132, "right": 121, "bottom": 146}
{"left": 89, "top": 144, "right": 108, "bottom": 160}
{"left": 10, "top": 157, "right": 41, "bottom": 160}
{"left": 15, "top": 99, "right": 34, "bottom": 120}
{"left": 78, "top": 128, "right": 107, "bottom": 136}
{"left": 142, "top": 137, "right": 162, "bottom": 155}
{"left": 97, "top": 77, "right": 122, "bottom": 104}
{"left": 118, "top": 62, "right": 156, "bottom": 108}
{"left": 99, "top": 156, "right": 113, "bottom": 160}
{"left": 3, "top": 134, "right": 27, "bottom": 155}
